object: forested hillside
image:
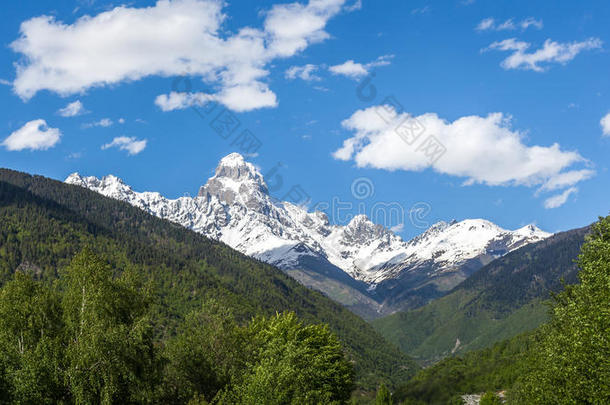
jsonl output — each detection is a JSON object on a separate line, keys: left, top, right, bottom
{"left": 392, "top": 215, "right": 610, "bottom": 404}
{"left": 373, "top": 225, "right": 589, "bottom": 363}
{"left": 0, "top": 169, "right": 418, "bottom": 391}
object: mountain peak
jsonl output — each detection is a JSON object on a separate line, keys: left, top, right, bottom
{"left": 65, "top": 172, "right": 133, "bottom": 197}
{"left": 348, "top": 214, "right": 372, "bottom": 226}
{"left": 218, "top": 152, "right": 247, "bottom": 167}
{"left": 514, "top": 224, "right": 551, "bottom": 238}
{"left": 65, "top": 172, "right": 83, "bottom": 183}
{"left": 198, "top": 153, "right": 268, "bottom": 205}
{"left": 211, "top": 153, "right": 264, "bottom": 184}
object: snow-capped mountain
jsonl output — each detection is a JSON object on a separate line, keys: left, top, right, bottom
{"left": 65, "top": 152, "right": 551, "bottom": 316}
{"left": 362, "top": 218, "right": 551, "bottom": 284}
{"left": 65, "top": 153, "right": 410, "bottom": 278}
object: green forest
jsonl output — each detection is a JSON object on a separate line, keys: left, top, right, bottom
{"left": 392, "top": 216, "right": 610, "bottom": 404}
{"left": 0, "top": 169, "right": 608, "bottom": 404}
{"left": 0, "top": 249, "right": 354, "bottom": 403}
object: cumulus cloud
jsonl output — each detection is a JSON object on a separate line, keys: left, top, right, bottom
{"left": 544, "top": 187, "right": 578, "bottom": 209}
{"left": 285, "top": 64, "right": 321, "bottom": 81}
{"left": 333, "top": 106, "right": 592, "bottom": 207}
{"left": 155, "top": 91, "right": 213, "bottom": 111}
{"left": 2, "top": 119, "right": 61, "bottom": 151}
{"left": 484, "top": 37, "right": 602, "bottom": 72}
{"left": 10, "top": 0, "right": 350, "bottom": 111}
{"left": 476, "top": 17, "right": 542, "bottom": 32}
{"left": 329, "top": 55, "right": 393, "bottom": 79}
{"left": 57, "top": 100, "right": 87, "bottom": 117}
{"left": 101, "top": 136, "right": 147, "bottom": 155}
{"left": 82, "top": 118, "right": 113, "bottom": 128}
{"left": 216, "top": 82, "right": 278, "bottom": 112}
{"left": 600, "top": 112, "right": 610, "bottom": 136}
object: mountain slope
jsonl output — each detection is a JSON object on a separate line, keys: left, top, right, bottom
{"left": 0, "top": 168, "right": 417, "bottom": 389}
{"left": 372, "top": 225, "right": 589, "bottom": 363}
{"left": 65, "top": 152, "right": 550, "bottom": 316}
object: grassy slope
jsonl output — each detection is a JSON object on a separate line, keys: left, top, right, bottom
{"left": 372, "top": 226, "right": 589, "bottom": 363}
{"left": 0, "top": 169, "right": 418, "bottom": 389}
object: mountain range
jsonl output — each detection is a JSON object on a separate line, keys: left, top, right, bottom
{"left": 0, "top": 168, "right": 418, "bottom": 389}
{"left": 65, "top": 153, "right": 551, "bottom": 318}
{"left": 372, "top": 224, "right": 590, "bottom": 363}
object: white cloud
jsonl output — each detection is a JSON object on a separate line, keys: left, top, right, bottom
{"left": 485, "top": 37, "right": 602, "bottom": 72}
{"left": 329, "top": 55, "right": 393, "bottom": 79}
{"left": 285, "top": 64, "right": 321, "bottom": 81}
{"left": 600, "top": 112, "right": 610, "bottom": 136}
{"left": 476, "top": 17, "right": 542, "bottom": 32}
{"left": 82, "top": 118, "right": 113, "bottom": 128}
{"left": 216, "top": 82, "right": 278, "bottom": 112}
{"left": 118, "top": 118, "right": 125, "bottom": 124}
{"left": 538, "top": 169, "right": 595, "bottom": 192}
{"left": 333, "top": 107, "right": 591, "bottom": 196}
{"left": 101, "top": 136, "right": 147, "bottom": 155}
{"left": 476, "top": 18, "right": 495, "bottom": 31}
{"left": 263, "top": 0, "right": 345, "bottom": 57}
{"left": 2, "top": 119, "right": 61, "bottom": 151}
{"left": 520, "top": 17, "right": 543, "bottom": 30}
{"left": 155, "top": 91, "right": 213, "bottom": 111}
{"left": 57, "top": 100, "right": 87, "bottom": 117}
{"left": 10, "top": 0, "right": 350, "bottom": 111}
{"left": 329, "top": 60, "right": 367, "bottom": 78}
{"left": 544, "top": 187, "right": 578, "bottom": 209}
{"left": 496, "top": 19, "right": 516, "bottom": 31}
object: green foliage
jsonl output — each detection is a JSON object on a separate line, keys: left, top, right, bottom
{"left": 393, "top": 215, "right": 610, "bottom": 404}
{"left": 511, "top": 216, "right": 610, "bottom": 404}
{"left": 0, "top": 251, "right": 355, "bottom": 404}
{"left": 0, "top": 272, "right": 64, "bottom": 403}
{"left": 479, "top": 391, "right": 501, "bottom": 405}
{"left": 223, "top": 312, "right": 354, "bottom": 404}
{"left": 0, "top": 169, "right": 418, "bottom": 390}
{"left": 159, "top": 301, "right": 248, "bottom": 404}
{"left": 393, "top": 332, "right": 535, "bottom": 404}
{"left": 374, "top": 383, "right": 392, "bottom": 405}
{"left": 61, "top": 249, "right": 157, "bottom": 404}
{"left": 372, "top": 225, "right": 588, "bottom": 363}
{"left": 0, "top": 250, "right": 156, "bottom": 404}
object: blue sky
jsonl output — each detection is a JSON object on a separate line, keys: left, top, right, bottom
{"left": 1, "top": 0, "right": 609, "bottom": 238}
